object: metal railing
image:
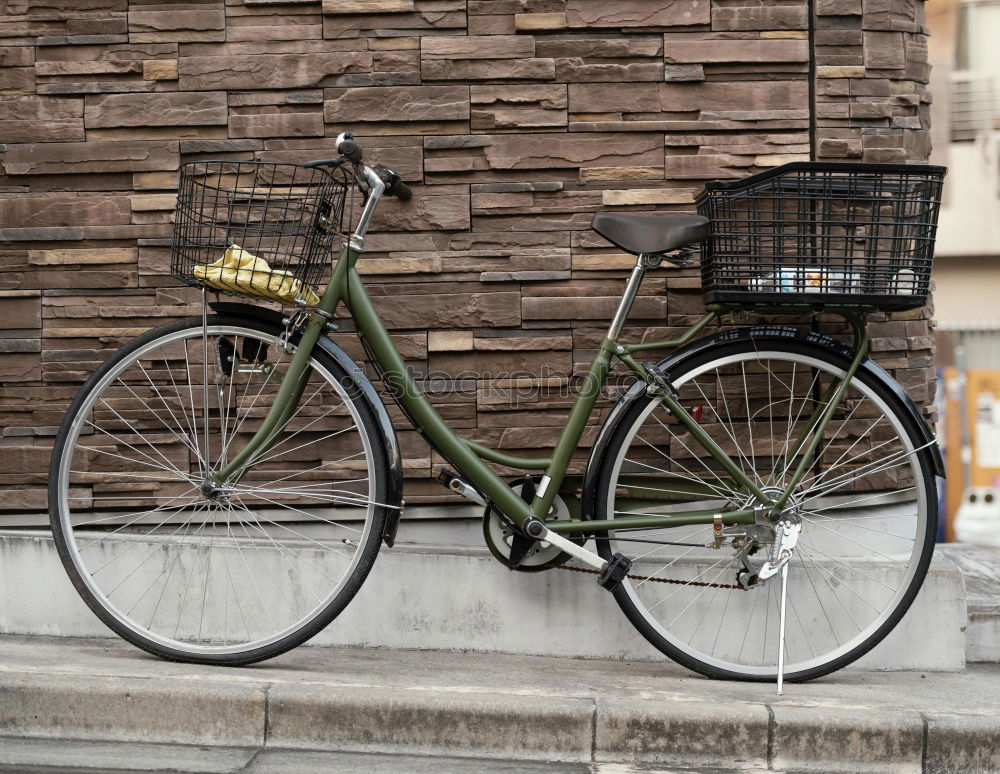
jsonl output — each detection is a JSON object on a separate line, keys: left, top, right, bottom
{"left": 951, "top": 72, "right": 1000, "bottom": 141}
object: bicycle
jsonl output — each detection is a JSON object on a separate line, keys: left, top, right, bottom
{"left": 48, "top": 132, "right": 947, "bottom": 689}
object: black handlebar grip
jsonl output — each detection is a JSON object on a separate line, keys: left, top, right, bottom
{"left": 391, "top": 180, "right": 412, "bottom": 202}
{"left": 378, "top": 167, "right": 412, "bottom": 202}
{"left": 302, "top": 158, "right": 341, "bottom": 168}
{"left": 338, "top": 139, "right": 363, "bottom": 163}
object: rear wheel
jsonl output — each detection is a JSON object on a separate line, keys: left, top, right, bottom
{"left": 49, "top": 315, "right": 392, "bottom": 665}
{"left": 593, "top": 334, "right": 938, "bottom": 681}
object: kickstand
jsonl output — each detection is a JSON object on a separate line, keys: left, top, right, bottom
{"left": 776, "top": 562, "right": 789, "bottom": 695}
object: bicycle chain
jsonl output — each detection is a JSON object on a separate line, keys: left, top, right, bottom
{"left": 555, "top": 563, "right": 743, "bottom": 590}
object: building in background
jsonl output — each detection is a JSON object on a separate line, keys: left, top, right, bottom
{"left": 928, "top": 0, "right": 1000, "bottom": 537}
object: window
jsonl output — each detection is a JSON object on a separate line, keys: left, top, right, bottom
{"left": 952, "top": 0, "right": 1000, "bottom": 140}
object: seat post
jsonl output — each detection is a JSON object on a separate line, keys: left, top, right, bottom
{"left": 606, "top": 253, "right": 657, "bottom": 341}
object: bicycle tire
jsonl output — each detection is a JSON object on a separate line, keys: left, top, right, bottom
{"left": 591, "top": 331, "right": 938, "bottom": 682}
{"left": 49, "top": 315, "right": 392, "bottom": 665}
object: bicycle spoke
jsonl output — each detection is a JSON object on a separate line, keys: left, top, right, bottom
{"left": 83, "top": 413, "right": 194, "bottom": 483}
{"left": 242, "top": 385, "right": 331, "bottom": 465}
{"left": 799, "top": 508, "right": 916, "bottom": 541}
{"left": 101, "top": 505, "right": 208, "bottom": 593}
{"left": 625, "top": 451, "right": 734, "bottom": 502}
{"left": 786, "top": 580, "right": 815, "bottom": 660}
{"left": 153, "top": 353, "right": 207, "bottom": 477}
{"left": 797, "top": 440, "right": 935, "bottom": 505}
{"left": 644, "top": 554, "right": 732, "bottom": 612}
{"left": 233, "top": 485, "right": 391, "bottom": 511}
{"left": 806, "top": 487, "right": 915, "bottom": 513}
{"left": 221, "top": 346, "right": 289, "bottom": 459}
{"left": 666, "top": 561, "right": 736, "bottom": 627}
{"left": 649, "top": 410, "right": 742, "bottom": 498}
{"left": 796, "top": 551, "right": 843, "bottom": 645}
{"left": 232, "top": 524, "right": 342, "bottom": 590}
{"left": 690, "top": 377, "right": 756, "bottom": 485}
{"left": 798, "top": 548, "right": 864, "bottom": 633}
{"left": 54, "top": 322, "right": 383, "bottom": 658}
{"left": 799, "top": 537, "right": 898, "bottom": 593}
{"left": 72, "top": 490, "right": 199, "bottom": 528}
{"left": 122, "top": 369, "right": 205, "bottom": 464}
{"left": 604, "top": 347, "right": 931, "bottom": 678}
{"left": 772, "top": 369, "right": 822, "bottom": 486}
{"left": 144, "top": 518, "right": 198, "bottom": 630}
{"left": 231, "top": 495, "right": 341, "bottom": 587}
{"left": 181, "top": 339, "right": 205, "bottom": 475}
{"left": 76, "top": 492, "right": 202, "bottom": 551}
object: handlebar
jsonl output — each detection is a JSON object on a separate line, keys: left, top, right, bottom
{"left": 303, "top": 131, "right": 412, "bottom": 201}
{"left": 338, "top": 139, "right": 363, "bottom": 164}
{"left": 377, "top": 167, "right": 412, "bottom": 202}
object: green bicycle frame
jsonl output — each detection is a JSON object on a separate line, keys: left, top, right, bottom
{"left": 213, "top": 241, "right": 869, "bottom": 537}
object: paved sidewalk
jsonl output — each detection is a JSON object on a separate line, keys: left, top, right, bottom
{"left": 0, "top": 636, "right": 997, "bottom": 772}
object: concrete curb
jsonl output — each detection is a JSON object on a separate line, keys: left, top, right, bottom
{"left": 595, "top": 697, "right": 770, "bottom": 768}
{"left": 266, "top": 684, "right": 595, "bottom": 761}
{"left": 0, "top": 673, "right": 265, "bottom": 748}
{"left": 1, "top": 666, "right": 998, "bottom": 772}
{"left": 925, "top": 712, "right": 1000, "bottom": 773}
{"left": 771, "top": 704, "right": 925, "bottom": 772}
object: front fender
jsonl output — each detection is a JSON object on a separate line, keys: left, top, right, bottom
{"left": 580, "top": 325, "right": 944, "bottom": 521}
{"left": 210, "top": 302, "right": 404, "bottom": 546}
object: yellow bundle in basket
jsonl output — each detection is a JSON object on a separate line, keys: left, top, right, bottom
{"left": 192, "top": 245, "right": 320, "bottom": 306}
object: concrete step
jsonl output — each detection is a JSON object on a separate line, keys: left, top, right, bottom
{"left": 937, "top": 543, "right": 1000, "bottom": 663}
{"left": 0, "top": 529, "right": 966, "bottom": 671}
{"left": 1, "top": 635, "right": 998, "bottom": 773}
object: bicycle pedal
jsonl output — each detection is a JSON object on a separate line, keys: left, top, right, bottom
{"left": 436, "top": 468, "right": 486, "bottom": 507}
{"left": 597, "top": 553, "right": 632, "bottom": 591}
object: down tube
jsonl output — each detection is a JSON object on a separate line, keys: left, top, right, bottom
{"left": 344, "top": 269, "right": 536, "bottom": 528}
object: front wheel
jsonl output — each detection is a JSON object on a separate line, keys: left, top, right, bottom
{"left": 592, "top": 333, "right": 938, "bottom": 682}
{"left": 49, "top": 315, "right": 393, "bottom": 665}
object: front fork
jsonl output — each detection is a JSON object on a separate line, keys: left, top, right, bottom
{"left": 209, "top": 299, "right": 334, "bottom": 487}
{"left": 207, "top": 161, "right": 389, "bottom": 488}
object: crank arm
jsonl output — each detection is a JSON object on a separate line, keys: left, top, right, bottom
{"left": 537, "top": 527, "right": 604, "bottom": 571}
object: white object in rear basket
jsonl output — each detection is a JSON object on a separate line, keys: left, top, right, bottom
{"left": 747, "top": 267, "right": 861, "bottom": 293}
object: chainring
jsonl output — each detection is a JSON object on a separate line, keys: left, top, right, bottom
{"left": 482, "top": 484, "right": 574, "bottom": 573}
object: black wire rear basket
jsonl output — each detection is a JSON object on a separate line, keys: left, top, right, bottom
{"left": 696, "top": 162, "right": 946, "bottom": 311}
{"left": 171, "top": 161, "right": 352, "bottom": 306}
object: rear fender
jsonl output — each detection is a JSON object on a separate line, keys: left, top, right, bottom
{"left": 580, "top": 325, "right": 944, "bottom": 522}
{"left": 210, "top": 302, "right": 404, "bottom": 546}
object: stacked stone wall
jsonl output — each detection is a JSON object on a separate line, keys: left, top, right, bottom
{"left": 0, "top": 0, "right": 933, "bottom": 510}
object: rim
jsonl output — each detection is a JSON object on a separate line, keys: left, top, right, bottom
{"left": 605, "top": 350, "right": 929, "bottom": 677}
{"left": 55, "top": 323, "right": 378, "bottom": 656}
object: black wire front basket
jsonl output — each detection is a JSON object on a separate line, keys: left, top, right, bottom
{"left": 171, "top": 161, "right": 352, "bottom": 306}
{"left": 696, "top": 162, "right": 946, "bottom": 311}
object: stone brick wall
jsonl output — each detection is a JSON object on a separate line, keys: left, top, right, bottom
{"left": 0, "top": 0, "right": 934, "bottom": 512}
